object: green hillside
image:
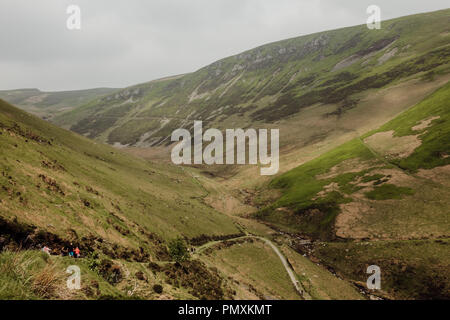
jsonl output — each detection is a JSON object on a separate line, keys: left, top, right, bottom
{"left": 0, "top": 99, "right": 239, "bottom": 241}
{"left": 53, "top": 9, "right": 450, "bottom": 153}
{"left": 0, "top": 98, "right": 247, "bottom": 299}
{"left": 255, "top": 82, "right": 450, "bottom": 299}
{"left": 0, "top": 98, "right": 367, "bottom": 301}
{"left": 1, "top": 8, "right": 449, "bottom": 301}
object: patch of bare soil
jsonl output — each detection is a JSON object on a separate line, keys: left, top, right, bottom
{"left": 314, "top": 182, "right": 340, "bottom": 199}
{"left": 335, "top": 201, "right": 373, "bottom": 239}
{"left": 335, "top": 167, "right": 417, "bottom": 239}
{"left": 316, "top": 158, "right": 380, "bottom": 180}
{"left": 417, "top": 165, "right": 450, "bottom": 187}
{"left": 275, "top": 207, "right": 293, "bottom": 214}
{"left": 360, "top": 168, "right": 415, "bottom": 190}
{"left": 332, "top": 55, "right": 362, "bottom": 71}
{"left": 364, "top": 130, "right": 421, "bottom": 159}
{"left": 412, "top": 116, "right": 440, "bottom": 131}
{"left": 205, "top": 194, "right": 252, "bottom": 216}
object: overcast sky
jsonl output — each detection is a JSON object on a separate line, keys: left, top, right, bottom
{"left": 0, "top": 0, "right": 448, "bottom": 91}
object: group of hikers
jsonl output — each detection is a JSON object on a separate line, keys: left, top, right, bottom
{"left": 41, "top": 242, "right": 81, "bottom": 258}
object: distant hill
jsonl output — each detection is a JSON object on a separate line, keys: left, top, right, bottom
{"left": 0, "top": 87, "right": 118, "bottom": 121}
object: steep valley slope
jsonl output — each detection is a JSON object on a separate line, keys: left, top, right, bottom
{"left": 1, "top": 9, "right": 449, "bottom": 300}
{"left": 256, "top": 82, "right": 450, "bottom": 299}
{"left": 1, "top": 99, "right": 361, "bottom": 300}
{"left": 49, "top": 9, "right": 450, "bottom": 163}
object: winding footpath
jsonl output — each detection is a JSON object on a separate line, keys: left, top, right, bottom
{"left": 257, "top": 236, "right": 311, "bottom": 299}
{"left": 182, "top": 166, "right": 311, "bottom": 299}
{"left": 195, "top": 235, "right": 311, "bottom": 300}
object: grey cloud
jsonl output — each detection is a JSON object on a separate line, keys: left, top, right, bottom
{"left": 0, "top": 0, "right": 448, "bottom": 91}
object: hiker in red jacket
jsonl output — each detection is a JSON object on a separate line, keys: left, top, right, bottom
{"left": 41, "top": 245, "right": 51, "bottom": 255}
{"left": 74, "top": 246, "right": 80, "bottom": 258}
